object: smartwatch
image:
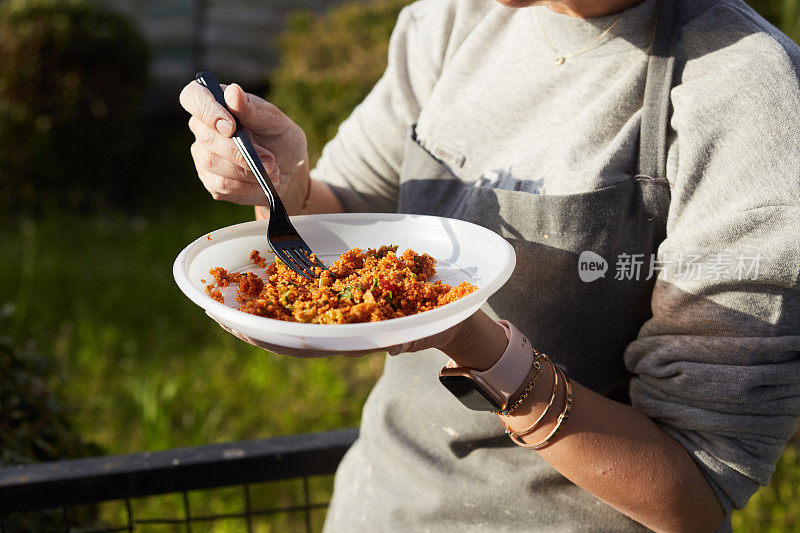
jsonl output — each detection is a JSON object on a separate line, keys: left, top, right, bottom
{"left": 438, "top": 320, "right": 534, "bottom": 412}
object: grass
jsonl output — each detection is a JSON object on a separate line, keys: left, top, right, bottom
{"left": 0, "top": 193, "right": 383, "bottom": 531}
{"left": 1, "top": 201, "right": 383, "bottom": 455}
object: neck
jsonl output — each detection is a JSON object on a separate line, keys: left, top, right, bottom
{"left": 545, "top": 0, "right": 647, "bottom": 17}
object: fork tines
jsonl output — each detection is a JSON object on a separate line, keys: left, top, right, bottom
{"left": 273, "top": 240, "right": 327, "bottom": 280}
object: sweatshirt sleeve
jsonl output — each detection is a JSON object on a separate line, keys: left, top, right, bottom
{"left": 624, "top": 4, "right": 800, "bottom": 515}
{"left": 309, "top": 0, "right": 461, "bottom": 213}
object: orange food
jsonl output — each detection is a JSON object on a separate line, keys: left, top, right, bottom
{"left": 204, "top": 245, "right": 477, "bottom": 324}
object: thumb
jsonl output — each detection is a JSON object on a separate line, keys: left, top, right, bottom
{"left": 224, "top": 83, "right": 285, "bottom": 135}
{"left": 386, "top": 331, "right": 449, "bottom": 356}
{"left": 386, "top": 319, "right": 467, "bottom": 356}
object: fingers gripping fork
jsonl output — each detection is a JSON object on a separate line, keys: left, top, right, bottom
{"left": 195, "top": 71, "right": 328, "bottom": 280}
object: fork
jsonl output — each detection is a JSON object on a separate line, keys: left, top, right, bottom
{"left": 196, "top": 71, "right": 328, "bottom": 280}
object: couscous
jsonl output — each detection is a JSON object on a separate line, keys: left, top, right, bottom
{"left": 205, "top": 245, "right": 477, "bottom": 324}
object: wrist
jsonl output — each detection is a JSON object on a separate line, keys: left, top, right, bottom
{"left": 500, "top": 358, "right": 557, "bottom": 430}
{"left": 499, "top": 355, "right": 574, "bottom": 450}
{"left": 285, "top": 160, "right": 311, "bottom": 215}
{"left": 295, "top": 176, "right": 346, "bottom": 215}
{"left": 440, "top": 311, "right": 508, "bottom": 370}
{"left": 438, "top": 318, "right": 536, "bottom": 413}
{"left": 298, "top": 175, "right": 312, "bottom": 214}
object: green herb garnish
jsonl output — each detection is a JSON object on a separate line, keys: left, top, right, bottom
{"left": 383, "top": 290, "right": 398, "bottom": 311}
{"left": 338, "top": 284, "right": 363, "bottom": 301}
{"left": 373, "top": 244, "right": 399, "bottom": 259}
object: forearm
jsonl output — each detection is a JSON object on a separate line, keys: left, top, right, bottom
{"left": 504, "top": 367, "right": 723, "bottom": 532}
{"left": 443, "top": 317, "right": 724, "bottom": 532}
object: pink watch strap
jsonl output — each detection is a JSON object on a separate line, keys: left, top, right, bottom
{"left": 446, "top": 320, "right": 533, "bottom": 401}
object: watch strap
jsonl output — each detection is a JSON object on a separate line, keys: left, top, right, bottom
{"left": 445, "top": 320, "right": 534, "bottom": 403}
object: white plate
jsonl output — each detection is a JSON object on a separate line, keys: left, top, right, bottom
{"left": 173, "top": 213, "right": 516, "bottom": 351}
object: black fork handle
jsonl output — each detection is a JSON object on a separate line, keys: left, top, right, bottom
{"left": 195, "top": 71, "right": 294, "bottom": 233}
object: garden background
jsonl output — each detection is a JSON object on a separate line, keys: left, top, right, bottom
{"left": 1, "top": 0, "right": 798, "bottom": 530}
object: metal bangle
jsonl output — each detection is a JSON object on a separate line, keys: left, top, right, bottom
{"left": 508, "top": 365, "right": 573, "bottom": 450}
{"left": 503, "top": 354, "right": 559, "bottom": 438}
{"left": 492, "top": 353, "right": 542, "bottom": 416}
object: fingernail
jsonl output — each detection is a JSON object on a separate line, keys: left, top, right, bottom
{"left": 233, "top": 83, "right": 249, "bottom": 103}
{"left": 216, "top": 119, "right": 234, "bottom": 136}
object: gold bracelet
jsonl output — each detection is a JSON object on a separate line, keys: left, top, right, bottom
{"left": 492, "top": 351, "right": 542, "bottom": 416}
{"left": 502, "top": 354, "right": 559, "bottom": 438}
{"left": 507, "top": 365, "right": 573, "bottom": 449}
{"left": 300, "top": 178, "right": 313, "bottom": 212}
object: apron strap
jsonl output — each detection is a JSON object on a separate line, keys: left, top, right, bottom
{"left": 638, "top": 0, "right": 681, "bottom": 181}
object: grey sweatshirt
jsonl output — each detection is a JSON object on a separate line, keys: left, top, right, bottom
{"left": 314, "top": 0, "right": 800, "bottom": 530}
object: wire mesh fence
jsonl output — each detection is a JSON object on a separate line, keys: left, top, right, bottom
{"left": 0, "top": 428, "right": 357, "bottom": 533}
{"left": 2, "top": 479, "right": 331, "bottom": 532}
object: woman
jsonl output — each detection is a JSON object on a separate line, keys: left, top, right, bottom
{"left": 180, "top": 0, "right": 800, "bottom": 530}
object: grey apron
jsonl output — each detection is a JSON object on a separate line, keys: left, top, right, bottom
{"left": 325, "top": 1, "right": 684, "bottom": 531}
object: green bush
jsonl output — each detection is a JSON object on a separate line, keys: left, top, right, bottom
{"left": 0, "top": 302, "right": 101, "bottom": 530}
{"left": 748, "top": 0, "right": 800, "bottom": 40}
{"left": 268, "top": 0, "right": 413, "bottom": 163}
{"left": 749, "top": 0, "right": 783, "bottom": 24}
{"left": 0, "top": 0, "right": 149, "bottom": 212}
{"left": 778, "top": 0, "right": 800, "bottom": 42}
{"left": 0, "top": 302, "right": 100, "bottom": 465}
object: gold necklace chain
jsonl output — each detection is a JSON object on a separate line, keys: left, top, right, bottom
{"left": 535, "top": 9, "right": 625, "bottom": 66}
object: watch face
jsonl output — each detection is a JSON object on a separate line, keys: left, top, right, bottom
{"left": 439, "top": 375, "right": 502, "bottom": 411}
